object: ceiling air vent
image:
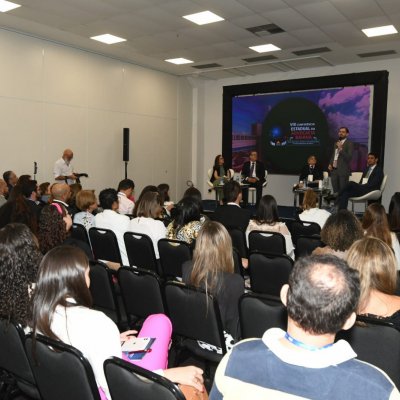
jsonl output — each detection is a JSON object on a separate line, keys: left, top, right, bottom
{"left": 242, "top": 55, "right": 278, "bottom": 63}
{"left": 246, "top": 23, "right": 285, "bottom": 36}
{"left": 293, "top": 47, "right": 331, "bottom": 56}
{"left": 192, "top": 63, "right": 222, "bottom": 69}
{"left": 358, "top": 50, "right": 396, "bottom": 58}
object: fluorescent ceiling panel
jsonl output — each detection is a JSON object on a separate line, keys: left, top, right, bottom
{"left": 183, "top": 11, "right": 224, "bottom": 25}
{"left": 165, "top": 58, "right": 193, "bottom": 65}
{"left": 90, "top": 34, "right": 126, "bottom": 44}
{"left": 0, "top": 0, "right": 20, "bottom": 12}
{"left": 249, "top": 44, "right": 281, "bottom": 53}
{"left": 362, "top": 25, "right": 398, "bottom": 37}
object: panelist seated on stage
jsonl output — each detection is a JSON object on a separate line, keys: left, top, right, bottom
{"left": 337, "top": 152, "right": 384, "bottom": 210}
{"left": 299, "top": 155, "right": 323, "bottom": 183}
{"left": 241, "top": 151, "right": 265, "bottom": 206}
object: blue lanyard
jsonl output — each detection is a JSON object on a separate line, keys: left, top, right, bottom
{"left": 284, "top": 332, "right": 334, "bottom": 351}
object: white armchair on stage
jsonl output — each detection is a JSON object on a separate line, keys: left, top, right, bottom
{"left": 349, "top": 174, "right": 388, "bottom": 212}
{"left": 207, "top": 168, "right": 234, "bottom": 190}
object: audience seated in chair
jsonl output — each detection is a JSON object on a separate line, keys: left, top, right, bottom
{"left": 299, "top": 189, "right": 330, "bottom": 229}
{"left": 246, "top": 195, "right": 294, "bottom": 259}
{"left": 128, "top": 191, "right": 166, "bottom": 259}
{"left": 2, "top": 170, "right": 18, "bottom": 197}
{"left": 182, "top": 221, "right": 244, "bottom": 349}
{"left": 0, "top": 179, "right": 8, "bottom": 207}
{"left": 211, "top": 181, "right": 251, "bottom": 232}
{"left": 132, "top": 185, "right": 158, "bottom": 217}
{"left": 389, "top": 192, "right": 400, "bottom": 232}
{"left": 158, "top": 183, "right": 174, "bottom": 226}
{"left": 362, "top": 203, "right": 400, "bottom": 270}
{"left": 68, "top": 183, "right": 82, "bottom": 216}
{"left": 117, "top": 179, "right": 135, "bottom": 216}
{"left": 0, "top": 223, "right": 42, "bottom": 326}
{"left": 73, "top": 190, "right": 97, "bottom": 231}
{"left": 313, "top": 210, "right": 363, "bottom": 259}
{"left": 31, "top": 246, "right": 204, "bottom": 400}
{"left": 210, "top": 254, "right": 400, "bottom": 400}
{"left": 347, "top": 237, "right": 400, "bottom": 330}
{"left": 51, "top": 182, "right": 72, "bottom": 216}
{"left": 94, "top": 188, "right": 130, "bottom": 266}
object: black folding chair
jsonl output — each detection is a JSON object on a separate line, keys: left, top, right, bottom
{"left": 25, "top": 334, "right": 100, "bottom": 400}
{"left": 248, "top": 230, "right": 286, "bottom": 255}
{"left": 117, "top": 267, "right": 164, "bottom": 329}
{"left": 337, "top": 315, "right": 400, "bottom": 389}
{"left": 290, "top": 220, "right": 321, "bottom": 246}
{"left": 164, "top": 281, "right": 226, "bottom": 367}
{"left": 295, "top": 235, "right": 324, "bottom": 259}
{"left": 89, "top": 261, "right": 124, "bottom": 328}
{"left": 104, "top": 357, "right": 185, "bottom": 400}
{"left": 249, "top": 251, "right": 293, "bottom": 296}
{"left": 239, "top": 293, "right": 287, "bottom": 338}
{"left": 0, "top": 319, "right": 40, "bottom": 399}
{"left": 158, "top": 239, "right": 192, "bottom": 280}
{"left": 71, "top": 223, "right": 92, "bottom": 250}
{"left": 124, "top": 232, "right": 158, "bottom": 274}
{"left": 228, "top": 228, "right": 248, "bottom": 259}
{"left": 89, "top": 227, "right": 122, "bottom": 265}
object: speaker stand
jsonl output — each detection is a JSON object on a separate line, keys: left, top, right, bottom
{"left": 124, "top": 161, "right": 128, "bottom": 179}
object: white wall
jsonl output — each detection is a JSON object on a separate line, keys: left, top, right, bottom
{"left": 0, "top": 29, "right": 192, "bottom": 200}
{"left": 192, "top": 59, "right": 400, "bottom": 209}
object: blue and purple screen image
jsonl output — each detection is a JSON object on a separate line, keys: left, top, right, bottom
{"left": 231, "top": 85, "right": 372, "bottom": 174}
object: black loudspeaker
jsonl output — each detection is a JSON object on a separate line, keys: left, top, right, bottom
{"left": 123, "top": 128, "right": 130, "bottom": 162}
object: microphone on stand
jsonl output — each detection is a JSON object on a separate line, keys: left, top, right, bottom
{"left": 34, "top": 161, "right": 38, "bottom": 180}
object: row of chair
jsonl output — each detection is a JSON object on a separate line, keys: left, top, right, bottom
{"left": 0, "top": 319, "right": 186, "bottom": 400}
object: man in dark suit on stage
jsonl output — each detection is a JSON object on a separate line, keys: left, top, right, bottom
{"left": 337, "top": 152, "right": 384, "bottom": 210}
{"left": 241, "top": 151, "right": 266, "bottom": 206}
{"left": 299, "top": 155, "right": 323, "bottom": 183}
{"left": 211, "top": 180, "right": 251, "bottom": 231}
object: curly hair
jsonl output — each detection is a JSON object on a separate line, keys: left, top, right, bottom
{"left": 38, "top": 205, "right": 68, "bottom": 254}
{"left": 0, "top": 223, "right": 42, "bottom": 325}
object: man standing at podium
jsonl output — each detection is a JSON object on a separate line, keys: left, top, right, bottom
{"left": 54, "top": 148, "right": 76, "bottom": 184}
{"left": 241, "top": 151, "right": 265, "bottom": 206}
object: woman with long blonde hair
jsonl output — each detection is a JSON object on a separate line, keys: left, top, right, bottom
{"left": 182, "top": 221, "right": 244, "bottom": 344}
{"left": 347, "top": 237, "right": 400, "bottom": 328}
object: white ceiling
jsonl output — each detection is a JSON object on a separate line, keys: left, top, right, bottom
{"left": 1, "top": 0, "right": 400, "bottom": 79}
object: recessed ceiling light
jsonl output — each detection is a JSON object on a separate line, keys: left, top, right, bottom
{"left": 90, "top": 34, "right": 126, "bottom": 44}
{"left": 183, "top": 11, "right": 224, "bottom": 25}
{"left": 249, "top": 44, "right": 281, "bottom": 53}
{"left": 362, "top": 25, "right": 398, "bottom": 38}
{"left": 0, "top": 0, "right": 21, "bottom": 12}
{"left": 165, "top": 58, "right": 194, "bottom": 65}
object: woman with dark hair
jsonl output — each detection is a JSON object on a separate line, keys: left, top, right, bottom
{"left": 347, "top": 237, "right": 400, "bottom": 329}
{"left": 0, "top": 223, "right": 42, "bottom": 326}
{"left": 129, "top": 191, "right": 166, "bottom": 258}
{"left": 31, "top": 246, "right": 203, "bottom": 399}
{"left": 166, "top": 197, "right": 203, "bottom": 244}
{"left": 313, "top": 209, "right": 363, "bottom": 259}
{"left": 183, "top": 221, "right": 244, "bottom": 349}
{"left": 389, "top": 192, "right": 400, "bottom": 231}
{"left": 210, "top": 155, "right": 231, "bottom": 201}
{"left": 38, "top": 182, "right": 51, "bottom": 205}
{"left": 157, "top": 183, "right": 174, "bottom": 226}
{"left": 362, "top": 203, "right": 400, "bottom": 269}
{"left": 38, "top": 204, "right": 92, "bottom": 259}
{"left": 132, "top": 185, "right": 158, "bottom": 217}
{"left": 246, "top": 194, "right": 294, "bottom": 258}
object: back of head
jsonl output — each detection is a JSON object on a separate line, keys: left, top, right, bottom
{"left": 69, "top": 183, "right": 82, "bottom": 204}
{"left": 191, "top": 221, "right": 234, "bottom": 294}
{"left": 133, "top": 185, "right": 158, "bottom": 217}
{"left": 32, "top": 246, "right": 91, "bottom": 340}
{"left": 51, "top": 183, "right": 70, "bottom": 201}
{"left": 136, "top": 191, "right": 162, "bottom": 218}
{"left": 76, "top": 190, "right": 96, "bottom": 212}
{"left": 173, "top": 197, "right": 201, "bottom": 228}
{"left": 347, "top": 237, "right": 397, "bottom": 311}
{"left": 3, "top": 170, "right": 12, "bottom": 184}
{"left": 39, "top": 205, "right": 67, "bottom": 253}
{"left": 302, "top": 189, "right": 317, "bottom": 210}
{"left": 17, "top": 175, "right": 32, "bottom": 186}
{"left": 321, "top": 210, "right": 363, "bottom": 251}
{"left": 362, "top": 203, "right": 392, "bottom": 246}
{"left": 0, "top": 223, "right": 42, "bottom": 325}
{"left": 223, "top": 181, "right": 240, "bottom": 203}
{"left": 256, "top": 195, "right": 279, "bottom": 224}
{"left": 183, "top": 187, "right": 202, "bottom": 203}
{"left": 286, "top": 254, "right": 360, "bottom": 335}
{"left": 157, "top": 183, "right": 170, "bottom": 203}
{"left": 99, "top": 188, "right": 118, "bottom": 210}
{"left": 21, "top": 180, "right": 37, "bottom": 198}
{"left": 389, "top": 192, "right": 400, "bottom": 231}
{"left": 118, "top": 179, "right": 135, "bottom": 192}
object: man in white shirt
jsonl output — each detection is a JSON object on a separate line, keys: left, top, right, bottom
{"left": 54, "top": 149, "right": 76, "bottom": 185}
{"left": 117, "top": 179, "right": 135, "bottom": 215}
{"left": 94, "top": 188, "right": 130, "bottom": 267}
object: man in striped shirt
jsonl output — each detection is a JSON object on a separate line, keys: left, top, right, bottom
{"left": 210, "top": 255, "right": 400, "bottom": 400}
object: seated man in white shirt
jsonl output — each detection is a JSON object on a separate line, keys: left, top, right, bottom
{"left": 117, "top": 179, "right": 135, "bottom": 215}
{"left": 54, "top": 149, "right": 76, "bottom": 185}
{"left": 94, "top": 188, "right": 130, "bottom": 268}
{"left": 211, "top": 254, "right": 400, "bottom": 400}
